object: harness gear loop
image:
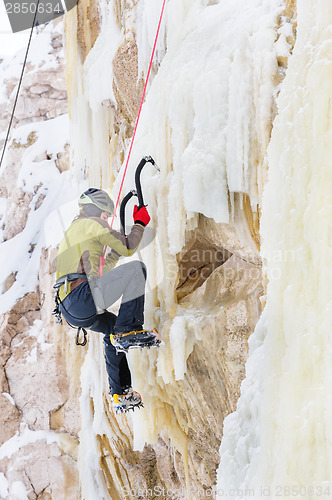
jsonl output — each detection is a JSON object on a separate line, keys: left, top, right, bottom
{"left": 54, "top": 273, "right": 87, "bottom": 290}
{"left": 52, "top": 293, "right": 62, "bottom": 325}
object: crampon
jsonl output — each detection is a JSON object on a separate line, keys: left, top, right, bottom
{"left": 113, "top": 389, "right": 144, "bottom": 414}
{"left": 110, "top": 329, "right": 161, "bottom": 353}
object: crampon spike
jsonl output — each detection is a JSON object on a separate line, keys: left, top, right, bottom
{"left": 110, "top": 329, "right": 161, "bottom": 353}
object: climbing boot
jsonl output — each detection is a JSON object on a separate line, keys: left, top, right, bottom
{"left": 113, "top": 388, "right": 143, "bottom": 413}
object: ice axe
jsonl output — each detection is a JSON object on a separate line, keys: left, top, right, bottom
{"left": 120, "top": 155, "right": 159, "bottom": 236}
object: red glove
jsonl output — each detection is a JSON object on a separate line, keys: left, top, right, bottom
{"left": 133, "top": 205, "right": 150, "bottom": 227}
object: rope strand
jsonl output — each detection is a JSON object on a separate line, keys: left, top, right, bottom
{"left": 98, "top": 0, "right": 167, "bottom": 277}
{"left": 0, "top": 0, "right": 40, "bottom": 170}
{"left": 109, "top": 0, "right": 167, "bottom": 229}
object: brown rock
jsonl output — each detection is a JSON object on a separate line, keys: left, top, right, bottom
{"left": 0, "top": 368, "right": 9, "bottom": 393}
{"left": 50, "top": 391, "right": 81, "bottom": 438}
{"left": 112, "top": 39, "right": 145, "bottom": 124}
{"left": 76, "top": 0, "right": 101, "bottom": 62}
{"left": 6, "top": 333, "right": 68, "bottom": 430}
{"left": 2, "top": 189, "right": 33, "bottom": 241}
{"left": 2, "top": 272, "right": 17, "bottom": 294}
{"left": 1, "top": 440, "right": 79, "bottom": 499}
{"left": 30, "top": 85, "right": 50, "bottom": 95}
{"left": 0, "top": 394, "right": 20, "bottom": 446}
{"left": 10, "top": 292, "right": 40, "bottom": 317}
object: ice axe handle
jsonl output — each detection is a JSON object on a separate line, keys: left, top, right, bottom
{"left": 120, "top": 190, "right": 137, "bottom": 235}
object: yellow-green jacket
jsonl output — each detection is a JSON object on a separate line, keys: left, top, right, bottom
{"left": 56, "top": 215, "right": 145, "bottom": 301}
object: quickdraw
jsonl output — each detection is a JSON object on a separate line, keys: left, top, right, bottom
{"left": 76, "top": 327, "right": 88, "bottom": 346}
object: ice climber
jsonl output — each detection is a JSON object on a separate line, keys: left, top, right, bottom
{"left": 54, "top": 188, "right": 159, "bottom": 413}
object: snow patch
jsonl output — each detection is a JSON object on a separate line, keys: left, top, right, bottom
{"left": 0, "top": 473, "right": 9, "bottom": 498}
{"left": 10, "top": 481, "right": 28, "bottom": 500}
{"left": 0, "top": 114, "right": 76, "bottom": 315}
{"left": 136, "top": 0, "right": 168, "bottom": 78}
{"left": 83, "top": 3, "right": 122, "bottom": 110}
{"left": 169, "top": 313, "right": 200, "bottom": 381}
{"left": 0, "top": 425, "right": 60, "bottom": 460}
{"left": 2, "top": 392, "right": 15, "bottom": 405}
{"left": 44, "top": 198, "right": 83, "bottom": 249}
{"left": 26, "top": 346, "right": 38, "bottom": 364}
{"left": 0, "top": 197, "right": 7, "bottom": 215}
{"left": 29, "top": 319, "right": 52, "bottom": 351}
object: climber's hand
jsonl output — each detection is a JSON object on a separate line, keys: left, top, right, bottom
{"left": 133, "top": 205, "right": 150, "bottom": 227}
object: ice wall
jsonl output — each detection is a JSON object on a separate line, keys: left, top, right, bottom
{"left": 218, "top": 0, "right": 332, "bottom": 496}
{"left": 64, "top": 0, "right": 289, "bottom": 496}
{"left": 117, "top": 0, "right": 281, "bottom": 458}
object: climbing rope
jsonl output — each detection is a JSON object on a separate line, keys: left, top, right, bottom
{"left": 0, "top": 0, "right": 40, "bottom": 170}
{"left": 109, "top": 0, "right": 167, "bottom": 229}
{"left": 98, "top": 0, "right": 167, "bottom": 276}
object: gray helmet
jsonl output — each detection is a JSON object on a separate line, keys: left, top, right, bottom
{"left": 79, "top": 188, "right": 114, "bottom": 214}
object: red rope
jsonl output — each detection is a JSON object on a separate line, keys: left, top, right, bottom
{"left": 98, "top": 0, "right": 167, "bottom": 276}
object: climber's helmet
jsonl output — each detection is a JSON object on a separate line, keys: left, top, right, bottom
{"left": 78, "top": 188, "right": 114, "bottom": 217}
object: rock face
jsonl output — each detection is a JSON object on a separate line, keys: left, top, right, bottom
{"left": 0, "top": 26, "right": 67, "bottom": 141}
{"left": 0, "top": 21, "right": 82, "bottom": 499}
{"left": 0, "top": 290, "right": 81, "bottom": 499}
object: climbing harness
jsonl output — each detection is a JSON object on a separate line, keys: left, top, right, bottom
{"left": 0, "top": 0, "right": 40, "bottom": 170}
